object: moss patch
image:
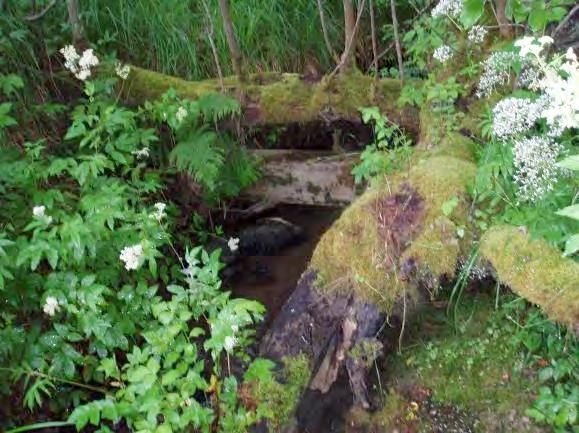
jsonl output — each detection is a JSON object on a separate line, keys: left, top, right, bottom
{"left": 480, "top": 225, "right": 579, "bottom": 331}
{"left": 310, "top": 154, "right": 476, "bottom": 310}
{"left": 251, "top": 354, "right": 310, "bottom": 431}
{"left": 379, "top": 295, "right": 547, "bottom": 433}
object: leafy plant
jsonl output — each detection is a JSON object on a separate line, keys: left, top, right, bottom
{"left": 351, "top": 106, "right": 412, "bottom": 184}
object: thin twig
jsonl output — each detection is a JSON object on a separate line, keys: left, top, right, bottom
{"left": 369, "top": 0, "right": 379, "bottom": 79}
{"left": 23, "top": 0, "right": 56, "bottom": 21}
{"left": 552, "top": 4, "right": 579, "bottom": 38}
{"left": 317, "top": 0, "right": 339, "bottom": 62}
{"left": 390, "top": 0, "right": 404, "bottom": 81}
{"left": 330, "top": 0, "right": 367, "bottom": 78}
{"left": 201, "top": 0, "right": 225, "bottom": 92}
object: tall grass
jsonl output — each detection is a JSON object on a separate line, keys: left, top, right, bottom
{"left": 83, "top": 0, "right": 344, "bottom": 80}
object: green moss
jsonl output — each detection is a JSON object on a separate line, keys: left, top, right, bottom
{"left": 310, "top": 155, "right": 476, "bottom": 310}
{"left": 429, "top": 132, "right": 476, "bottom": 162}
{"left": 252, "top": 354, "right": 310, "bottom": 431}
{"left": 480, "top": 225, "right": 579, "bottom": 331}
{"left": 383, "top": 295, "right": 542, "bottom": 433}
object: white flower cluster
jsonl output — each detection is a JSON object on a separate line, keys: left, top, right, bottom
{"left": 515, "top": 36, "right": 553, "bottom": 59}
{"left": 467, "top": 25, "right": 487, "bottom": 44}
{"left": 33, "top": 205, "right": 53, "bottom": 224}
{"left": 512, "top": 136, "right": 563, "bottom": 202}
{"left": 176, "top": 106, "right": 188, "bottom": 123}
{"left": 43, "top": 296, "right": 60, "bottom": 316}
{"left": 224, "top": 335, "right": 237, "bottom": 352}
{"left": 431, "top": 0, "right": 462, "bottom": 18}
{"left": 476, "top": 51, "right": 517, "bottom": 98}
{"left": 227, "top": 237, "right": 240, "bottom": 252}
{"left": 492, "top": 97, "right": 545, "bottom": 140}
{"left": 539, "top": 51, "right": 579, "bottom": 136}
{"left": 60, "top": 45, "right": 99, "bottom": 81}
{"left": 151, "top": 202, "right": 166, "bottom": 222}
{"left": 115, "top": 62, "right": 131, "bottom": 80}
{"left": 433, "top": 45, "right": 453, "bottom": 63}
{"left": 132, "top": 147, "right": 150, "bottom": 159}
{"left": 119, "top": 243, "right": 144, "bottom": 270}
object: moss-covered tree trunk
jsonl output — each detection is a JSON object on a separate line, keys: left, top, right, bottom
{"left": 123, "top": 67, "right": 420, "bottom": 136}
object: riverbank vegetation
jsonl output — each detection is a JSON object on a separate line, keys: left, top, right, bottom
{"left": 0, "top": 1, "right": 577, "bottom": 432}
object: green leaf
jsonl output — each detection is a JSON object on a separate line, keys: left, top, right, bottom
{"left": 557, "top": 155, "right": 579, "bottom": 171}
{"left": 461, "top": 0, "right": 485, "bottom": 27}
{"left": 556, "top": 204, "right": 579, "bottom": 221}
{"left": 563, "top": 234, "right": 579, "bottom": 257}
{"left": 528, "top": 9, "right": 548, "bottom": 32}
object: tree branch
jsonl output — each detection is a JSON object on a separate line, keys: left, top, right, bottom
{"left": 200, "top": 0, "right": 225, "bottom": 92}
{"left": 24, "top": 0, "right": 57, "bottom": 21}
{"left": 390, "top": 0, "right": 404, "bottom": 81}
{"left": 218, "top": 0, "right": 245, "bottom": 84}
{"left": 317, "top": 0, "right": 339, "bottom": 63}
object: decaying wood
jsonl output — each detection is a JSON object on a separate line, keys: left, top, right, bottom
{"left": 124, "top": 67, "right": 420, "bottom": 136}
{"left": 244, "top": 150, "right": 360, "bottom": 206}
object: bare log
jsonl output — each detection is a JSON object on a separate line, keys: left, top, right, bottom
{"left": 244, "top": 150, "right": 360, "bottom": 206}
{"left": 123, "top": 67, "right": 420, "bottom": 136}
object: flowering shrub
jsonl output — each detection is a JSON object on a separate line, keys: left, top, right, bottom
{"left": 0, "top": 50, "right": 271, "bottom": 432}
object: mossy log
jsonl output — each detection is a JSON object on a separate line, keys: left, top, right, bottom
{"left": 124, "top": 67, "right": 420, "bottom": 136}
{"left": 257, "top": 131, "right": 478, "bottom": 430}
{"left": 480, "top": 225, "right": 579, "bottom": 333}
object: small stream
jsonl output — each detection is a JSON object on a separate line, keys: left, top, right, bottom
{"left": 230, "top": 204, "right": 342, "bottom": 334}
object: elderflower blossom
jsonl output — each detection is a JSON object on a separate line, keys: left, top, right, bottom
{"left": 539, "top": 63, "right": 579, "bottom": 136}
{"left": 132, "top": 147, "right": 150, "bottom": 159}
{"left": 514, "top": 36, "right": 553, "bottom": 59}
{"left": 60, "top": 45, "right": 99, "bottom": 81}
{"left": 431, "top": 0, "right": 462, "bottom": 18}
{"left": 151, "top": 202, "right": 167, "bottom": 222}
{"left": 492, "top": 97, "right": 545, "bottom": 140}
{"left": 176, "top": 106, "right": 188, "bottom": 123}
{"left": 512, "top": 136, "right": 563, "bottom": 202}
{"left": 119, "top": 243, "right": 144, "bottom": 271}
{"left": 476, "top": 51, "right": 517, "bottom": 98}
{"left": 227, "top": 237, "right": 240, "bottom": 252}
{"left": 224, "top": 335, "right": 237, "bottom": 352}
{"left": 467, "top": 25, "right": 487, "bottom": 44}
{"left": 33, "top": 205, "right": 46, "bottom": 218}
{"left": 433, "top": 45, "right": 453, "bottom": 63}
{"left": 115, "top": 62, "right": 131, "bottom": 80}
{"left": 32, "top": 205, "right": 53, "bottom": 224}
{"left": 43, "top": 296, "right": 60, "bottom": 316}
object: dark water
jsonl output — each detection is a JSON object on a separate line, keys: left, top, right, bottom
{"left": 230, "top": 205, "right": 342, "bottom": 333}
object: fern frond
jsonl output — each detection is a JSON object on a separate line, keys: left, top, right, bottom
{"left": 197, "top": 93, "right": 240, "bottom": 122}
{"left": 169, "top": 128, "right": 225, "bottom": 190}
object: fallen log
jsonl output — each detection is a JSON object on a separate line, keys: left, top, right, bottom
{"left": 255, "top": 129, "right": 479, "bottom": 430}
{"left": 245, "top": 150, "right": 361, "bottom": 206}
{"left": 253, "top": 113, "right": 579, "bottom": 431}
{"left": 123, "top": 67, "right": 421, "bottom": 136}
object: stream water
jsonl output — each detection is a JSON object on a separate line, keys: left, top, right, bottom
{"left": 230, "top": 204, "right": 342, "bottom": 336}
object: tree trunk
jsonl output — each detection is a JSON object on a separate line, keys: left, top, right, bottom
{"left": 340, "top": 0, "right": 358, "bottom": 73}
{"left": 390, "top": 0, "right": 404, "bottom": 80}
{"left": 67, "top": 0, "right": 83, "bottom": 46}
{"left": 218, "top": 0, "right": 245, "bottom": 83}
{"left": 495, "top": 0, "right": 512, "bottom": 38}
{"left": 123, "top": 67, "right": 420, "bottom": 136}
{"left": 317, "top": 0, "right": 339, "bottom": 63}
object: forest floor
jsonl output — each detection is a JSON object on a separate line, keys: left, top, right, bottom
{"left": 347, "top": 293, "right": 548, "bottom": 433}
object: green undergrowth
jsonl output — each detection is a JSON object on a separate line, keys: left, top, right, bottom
{"left": 374, "top": 293, "right": 578, "bottom": 433}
